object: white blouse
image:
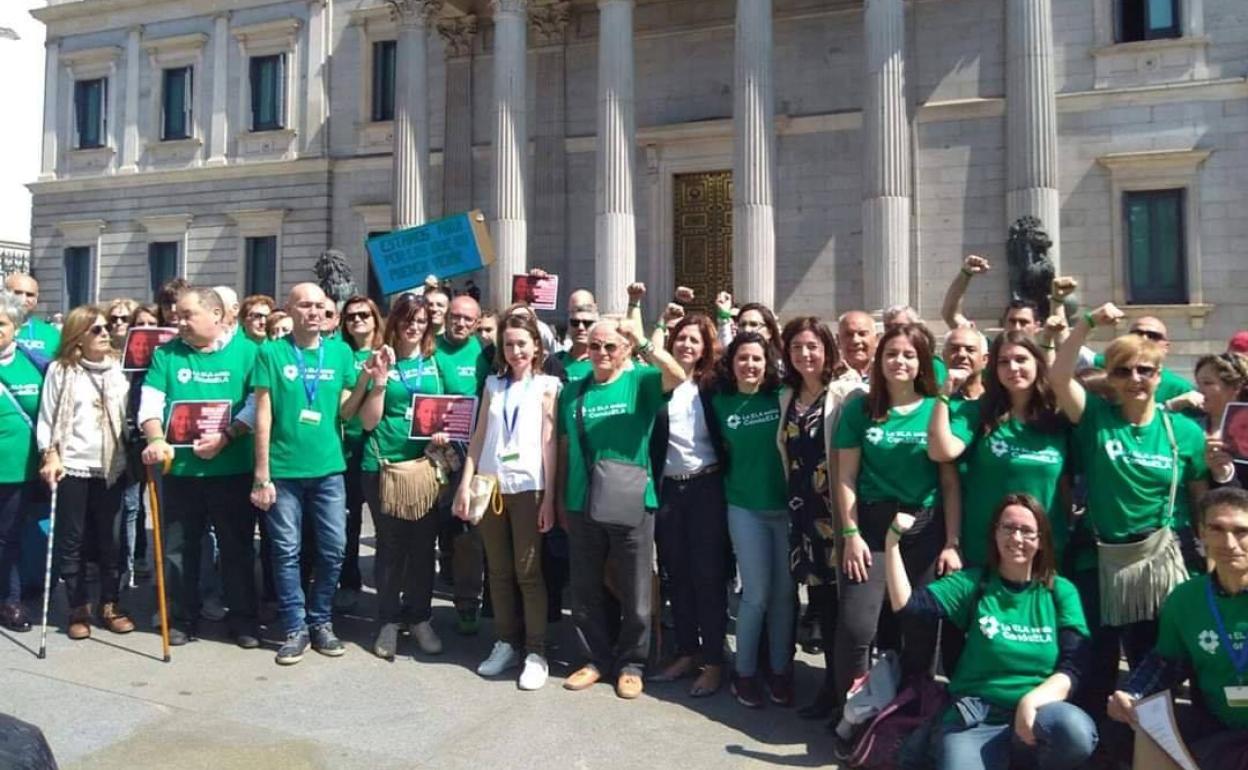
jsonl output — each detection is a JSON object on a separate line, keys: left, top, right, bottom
{"left": 477, "top": 373, "right": 561, "bottom": 494}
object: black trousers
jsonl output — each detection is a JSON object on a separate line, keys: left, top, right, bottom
{"left": 808, "top": 582, "right": 839, "bottom": 693}
{"left": 1069, "top": 566, "right": 1159, "bottom": 723}
{"left": 340, "top": 458, "right": 364, "bottom": 591}
{"left": 833, "top": 502, "right": 943, "bottom": 703}
{"left": 55, "top": 475, "right": 124, "bottom": 607}
{"left": 567, "top": 509, "right": 655, "bottom": 674}
{"left": 362, "top": 472, "right": 437, "bottom": 624}
{"left": 654, "top": 472, "right": 730, "bottom": 665}
{"left": 161, "top": 474, "right": 259, "bottom": 629}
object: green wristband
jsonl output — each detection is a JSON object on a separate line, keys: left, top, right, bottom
{"left": 1083, "top": 311, "right": 1096, "bottom": 329}
{"left": 841, "top": 526, "right": 859, "bottom": 538}
{"left": 889, "top": 523, "right": 905, "bottom": 537}
{"left": 937, "top": 393, "right": 951, "bottom": 405}
{"left": 961, "top": 268, "right": 974, "bottom": 277}
{"left": 716, "top": 308, "right": 733, "bottom": 322}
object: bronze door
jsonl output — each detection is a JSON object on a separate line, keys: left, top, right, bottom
{"left": 673, "top": 171, "right": 733, "bottom": 313}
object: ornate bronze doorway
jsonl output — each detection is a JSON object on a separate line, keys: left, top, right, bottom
{"left": 673, "top": 171, "right": 733, "bottom": 312}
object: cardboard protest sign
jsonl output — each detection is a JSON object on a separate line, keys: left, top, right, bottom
{"left": 165, "top": 400, "right": 232, "bottom": 447}
{"left": 366, "top": 210, "right": 495, "bottom": 296}
{"left": 408, "top": 395, "right": 478, "bottom": 443}
{"left": 511, "top": 274, "right": 559, "bottom": 311}
{"left": 1220, "top": 401, "right": 1248, "bottom": 465}
{"left": 122, "top": 327, "right": 177, "bottom": 372}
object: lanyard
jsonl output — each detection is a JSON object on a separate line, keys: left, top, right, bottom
{"left": 290, "top": 337, "right": 326, "bottom": 408}
{"left": 397, "top": 357, "right": 427, "bottom": 396}
{"left": 1206, "top": 579, "right": 1248, "bottom": 679}
{"left": 501, "top": 374, "right": 533, "bottom": 447}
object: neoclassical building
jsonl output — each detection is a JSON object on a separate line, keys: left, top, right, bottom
{"left": 27, "top": 0, "right": 1248, "bottom": 367}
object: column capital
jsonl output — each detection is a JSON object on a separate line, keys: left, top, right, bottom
{"left": 437, "top": 15, "right": 477, "bottom": 57}
{"left": 490, "top": 0, "right": 528, "bottom": 15}
{"left": 529, "top": 1, "right": 570, "bottom": 46}
{"left": 387, "top": 0, "right": 443, "bottom": 27}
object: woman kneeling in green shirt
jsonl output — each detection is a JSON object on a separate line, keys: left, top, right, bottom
{"left": 889, "top": 494, "right": 1097, "bottom": 770}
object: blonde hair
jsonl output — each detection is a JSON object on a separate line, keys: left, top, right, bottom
{"left": 56, "top": 305, "right": 110, "bottom": 367}
{"left": 1103, "top": 333, "right": 1164, "bottom": 373}
{"left": 107, "top": 297, "right": 138, "bottom": 319}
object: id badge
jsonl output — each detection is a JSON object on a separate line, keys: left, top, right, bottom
{"left": 299, "top": 409, "right": 323, "bottom": 426}
{"left": 1225, "top": 686, "right": 1248, "bottom": 708}
{"left": 404, "top": 406, "right": 414, "bottom": 421}
{"left": 499, "top": 450, "right": 520, "bottom": 463}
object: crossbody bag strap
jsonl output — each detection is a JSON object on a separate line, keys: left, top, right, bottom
{"left": 1160, "top": 408, "right": 1180, "bottom": 530}
{"left": 574, "top": 376, "right": 595, "bottom": 482}
{"left": 0, "top": 378, "right": 33, "bottom": 431}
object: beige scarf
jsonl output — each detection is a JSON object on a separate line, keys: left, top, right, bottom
{"left": 50, "top": 357, "right": 127, "bottom": 486}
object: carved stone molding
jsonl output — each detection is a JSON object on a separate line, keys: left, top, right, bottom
{"left": 387, "top": 0, "right": 443, "bottom": 26}
{"left": 529, "top": 1, "right": 570, "bottom": 46}
{"left": 491, "top": 0, "right": 528, "bottom": 14}
{"left": 437, "top": 15, "right": 478, "bottom": 57}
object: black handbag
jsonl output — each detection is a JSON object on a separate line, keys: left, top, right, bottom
{"left": 575, "top": 377, "right": 649, "bottom": 528}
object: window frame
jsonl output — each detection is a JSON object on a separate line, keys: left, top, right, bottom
{"left": 233, "top": 18, "right": 301, "bottom": 138}
{"left": 371, "top": 40, "right": 397, "bottom": 123}
{"left": 1117, "top": 0, "right": 1182, "bottom": 43}
{"left": 1123, "top": 189, "right": 1188, "bottom": 305}
{"left": 147, "top": 241, "right": 181, "bottom": 300}
{"left": 160, "top": 66, "right": 194, "bottom": 141}
{"left": 244, "top": 236, "right": 279, "bottom": 298}
{"left": 229, "top": 209, "right": 285, "bottom": 299}
{"left": 73, "top": 77, "right": 108, "bottom": 150}
{"left": 62, "top": 246, "right": 94, "bottom": 311}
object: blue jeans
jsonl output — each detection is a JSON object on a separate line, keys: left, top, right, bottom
{"left": 269, "top": 476, "right": 346, "bottom": 635}
{"left": 908, "top": 701, "right": 1097, "bottom": 770}
{"left": 727, "top": 504, "right": 794, "bottom": 677}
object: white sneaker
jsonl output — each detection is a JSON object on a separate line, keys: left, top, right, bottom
{"left": 518, "top": 653, "right": 549, "bottom": 690}
{"left": 477, "top": 641, "right": 521, "bottom": 676}
{"left": 410, "top": 620, "right": 443, "bottom": 655}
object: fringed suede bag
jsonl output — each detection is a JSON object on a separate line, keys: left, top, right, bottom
{"left": 373, "top": 434, "right": 443, "bottom": 521}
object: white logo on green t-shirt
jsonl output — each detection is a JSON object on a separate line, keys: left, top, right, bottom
{"left": 726, "top": 414, "right": 742, "bottom": 430}
{"left": 979, "top": 615, "right": 1001, "bottom": 639}
{"left": 10, "top": 384, "right": 38, "bottom": 397}
{"left": 990, "top": 437, "right": 1009, "bottom": 458}
{"left": 865, "top": 426, "right": 884, "bottom": 445}
{"left": 1103, "top": 438, "right": 1172, "bottom": 470}
{"left": 978, "top": 613, "right": 1053, "bottom": 643}
{"left": 177, "top": 368, "right": 192, "bottom": 384}
{"left": 1105, "top": 439, "right": 1125, "bottom": 462}
{"left": 1199, "top": 629, "right": 1220, "bottom": 654}
{"left": 283, "top": 364, "right": 299, "bottom": 381}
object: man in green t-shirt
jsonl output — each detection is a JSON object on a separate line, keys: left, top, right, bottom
{"left": 250, "top": 283, "right": 374, "bottom": 665}
{"left": 4, "top": 273, "right": 60, "bottom": 356}
{"left": 555, "top": 301, "right": 598, "bottom": 383}
{"left": 139, "top": 287, "right": 260, "bottom": 648}
{"left": 1112, "top": 488, "right": 1248, "bottom": 768}
{"left": 943, "top": 326, "right": 988, "bottom": 401}
{"left": 433, "top": 294, "right": 490, "bottom": 632}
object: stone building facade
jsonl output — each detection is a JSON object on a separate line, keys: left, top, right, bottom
{"left": 27, "top": 0, "right": 1248, "bottom": 368}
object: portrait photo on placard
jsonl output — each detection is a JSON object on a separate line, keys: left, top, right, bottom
{"left": 122, "top": 327, "right": 177, "bottom": 372}
{"left": 408, "top": 395, "right": 477, "bottom": 442}
{"left": 1221, "top": 401, "right": 1248, "bottom": 465}
{"left": 165, "top": 400, "right": 232, "bottom": 447}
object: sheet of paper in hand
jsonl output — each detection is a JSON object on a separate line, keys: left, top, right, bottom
{"left": 1220, "top": 402, "right": 1248, "bottom": 465}
{"left": 511, "top": 274, "right": 559, "bottom": 311}
{"left": 122, "top": 327, "right": 177, "bottom": 372}
{"left": 366, "top": 210, "right": 495, "bottom": 296}
{"left": 408, "top": 395, "right": 478, "bottom": 443}
{"left": 165, "top": 400, "right": 232, "bottom": 448}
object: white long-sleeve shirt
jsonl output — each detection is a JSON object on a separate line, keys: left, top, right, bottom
{"left": 36, "top": 358, "right": 128, "bottom": 475}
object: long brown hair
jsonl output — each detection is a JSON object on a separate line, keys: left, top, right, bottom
{"left": 56, "top": 305, "right": 110, "bottom": 368}
{"left": 866, "top": 324, "right": 937, "bottom": 420}
{"left": 984, "top": 493, "right": 1058, "bottom": 589}
{"left": 665, "top": 313, "right": 719, "bottom": 387}
{"left": 493, "top": 313, "right": 546, "bottom": 377}
{"left": 781, "top": 316, "right": 840, "bottom": 391}
{"left": 979, "top": 331, "right": 1065, "bottom": 436}
{"left": 711, "top": 331, "right": 782, "bottom": 395}
{"left": 341, "top": 295, "right": 385, "bottom": 351}
{"left": 384, "top": 293, "right": 436, "bottom": 358}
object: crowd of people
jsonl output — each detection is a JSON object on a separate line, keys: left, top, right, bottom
{"left": 3, "top": 255, "right": 1248, "bottom": 769}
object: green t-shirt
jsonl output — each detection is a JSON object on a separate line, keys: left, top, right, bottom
{"left": 435, "top": 335, "right": 489, "bottom": 396}
{"left": 949, "top": 400, "right": 1070, "bottom": 566}
{"left": 1156, "top": 574, "right": 1248, "bottom": 729}
{"left": 145, "top": 334, "right": 257, "bottom": 478}
{"left": 342, "top": 348, "right": 371, "bottom": 461}
{"left": 1074, "top": 393, "right": 1208, "bottom": 542}
{"left": 933, "top": 356, "right": 948, "bottom": 388}
{"left": 557, "top": 366, "right": 665, "bottom": 512}
{"left": 16, "top": 318, "right": 60, "bottom": 357}
{"left": 711, "top": 389, "right": 787, "bottom": 511}
{"left": 555, "top": 351, "right": 594, "bottom": 383}
{"left": 253, "top": 337, "right": 359, "bottom": 480}
{"left": 834, "top": 395, "right": 940, "bottom": 507}
{"left": 929, "top": 568, "right": 1088, "bottom": 711}
{"left": 1091, "top": 353, "right": 1195, "bottom": 404}
{"left": 361, "top": 355, "right": 443, "bottom": 473}
{"left": 0, "top": 350, "right": 42, "bottom": 484}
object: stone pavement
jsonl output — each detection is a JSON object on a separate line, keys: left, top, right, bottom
{"left": 0, "top": 540, "right": 839, "bottom": 769}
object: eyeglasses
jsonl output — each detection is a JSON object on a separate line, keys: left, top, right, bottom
{"left": 108, "top": 315, "right": 129, "bottom": 325}
{"left": 1110, "top": 364, "right": 1159, "bottom": 379}
{"left": 997, "top": 523, "right": 1039, "bottom": 542}
{"left": 246, "top": 311, "right": 271, "bottom": 321}
{"left": 569, "top": 318, "right": 595, "bottom": 329}
{"left": 1132, "top": 329, "right": 1167, "bottom": 343}
{"left": 88, "top": 324, "right": 109, "bottom": 337}
{"left": 345, "top": 311, "right": 372, "bottom": 322}
{"left": 739, "top": 320, "right": 765, "bottom": 330}
{"left": 588, "top": 341, "right": 620, "bottom": 354}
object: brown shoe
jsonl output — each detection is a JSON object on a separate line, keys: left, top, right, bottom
{"left": 67, "top": 605, "right": 92, "bottom": 640}
{"left": 563, "top": 664, "right": 602, "bottom": 691}
{"left": 690, "top": 664, "right": 723, "bottom": 698}
{"left": 100, "top": 603, "right": 135, "bottom": 634}
{"left": 616, "top": 670, "right": 644, "bottom": 700}
{"left": 650, "top": 655, "right": 695, "bottom": 683}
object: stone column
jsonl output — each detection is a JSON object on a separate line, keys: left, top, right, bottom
{"left": 595, "top": 0, "right": 636, "bottom": 315}
{"left": 489, "top": 0, "right": 529, "bottom": 309}
{"left": 40, "top": 38, "right": 60, "bottom": 181}
{"left": 861, "top": 0, "right": 911, "bottom": 312}
{"left": 733, "top": 0, "right": 775, "bottom": 308}
{"left": 1007, "top": 0, "right": 1060, "bottom": 268}
{"left": 530, "top": 2, "right": 570, "bottom": 282}
{"left": 304, "top": 0, "right": 328, "bottom": 157}
{"left": 392, "top": 0, "right": 443, "bottom": 231}
{"left": 207, "top": 14, "right": 229, "bottom": 166}
{"left": 439, "top": 17, "right": 476, "bottom": 218}
{"left": 120, "top": 26, "right": 141, "bottom": 173}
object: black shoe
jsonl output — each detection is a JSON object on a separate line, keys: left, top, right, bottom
{"left": 230, "top": 624, "right": 262, "bottom": 649}
{"left": 276, "top": 629, "right": 310, "bottom": 665}
{"left": 168, "top": 627, "right": 192, "bottom": 647}
{"left": 373, "top": 623, "right": 399, "bottom": 660}
{"left": 0, "top": 602, "right": 31, "bottom": 632}
{"left": 310, "top": 623, "right": 345, "bottom": 657}
{"left": 798, "top": 689, "right": 838, "bottom": 720}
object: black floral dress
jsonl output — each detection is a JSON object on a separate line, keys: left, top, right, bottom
{"left": 785, "top": 392, "right": 837, "bottom": 586}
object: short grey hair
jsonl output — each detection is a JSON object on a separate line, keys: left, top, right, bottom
{"left": 944, "top": 326, "right": 988, "bottom": 355}
{"left": 0, "top": 290, "right": 28, "bottom": 327}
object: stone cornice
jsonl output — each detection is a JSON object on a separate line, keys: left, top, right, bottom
{"left": 437, "top": 15, "right": 477, "bottom": 57}
{"left": 388, "top": 0, "right": 444, "bottom": 26}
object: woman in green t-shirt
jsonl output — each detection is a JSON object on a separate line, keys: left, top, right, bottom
{"left": 928, "top": 331, "right": 1070, "bottom": 568}
{"left": 887, "top": 494, "right": 1096, "bottom": 770}
{"left": 336, "top": 296, "right": 384, "bottom": 612}
{"left": 357, "top": 293, "right": 447, "bottom": 660}
{"left": 832, "top": 323, "right": 962, "bottom": 707}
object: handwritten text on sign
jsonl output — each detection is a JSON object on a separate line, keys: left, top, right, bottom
{"left": 366, "top": 211, "right": 495, "bottom": 296}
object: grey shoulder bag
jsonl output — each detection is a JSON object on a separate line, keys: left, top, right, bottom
{"left": 575, "top": 376, "right": 649, "bottom": 528}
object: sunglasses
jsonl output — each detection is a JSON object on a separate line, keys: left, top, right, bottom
{"left": 1110, "top": 364, "right": 1159, "bottom": 379}
{"left": 345, "top": 311, "right": 372, "bottom": 322}
{"left": 1132, "top": 329, "right": 1167, "bottom": 343}
{"left": 324, "top": 310, "right": 336, "bottom": 319}
{"left": 108, "top": 315, "right": 129, "bottom": 325}
{"left": 89, "top": 324, "right": 109, "bottom": 337}
{"left": 569, "top": 318, "right": 595, "bottom": 329}
{"left": 247, "top": 311, "right": 271, "bottom": 321}
{"left": 588, "top": 341, "right": 620, "bottom": 354}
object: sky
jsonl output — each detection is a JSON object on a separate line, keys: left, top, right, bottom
{"left": 0, "top": 1, "right": 46, "bottom": 245}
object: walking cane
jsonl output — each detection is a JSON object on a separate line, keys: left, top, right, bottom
{"left": 37, "top": 482, "right": 59, "bottom": 660}
{"left": 146, "top": 460, "right": 172, "bottom": 663}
